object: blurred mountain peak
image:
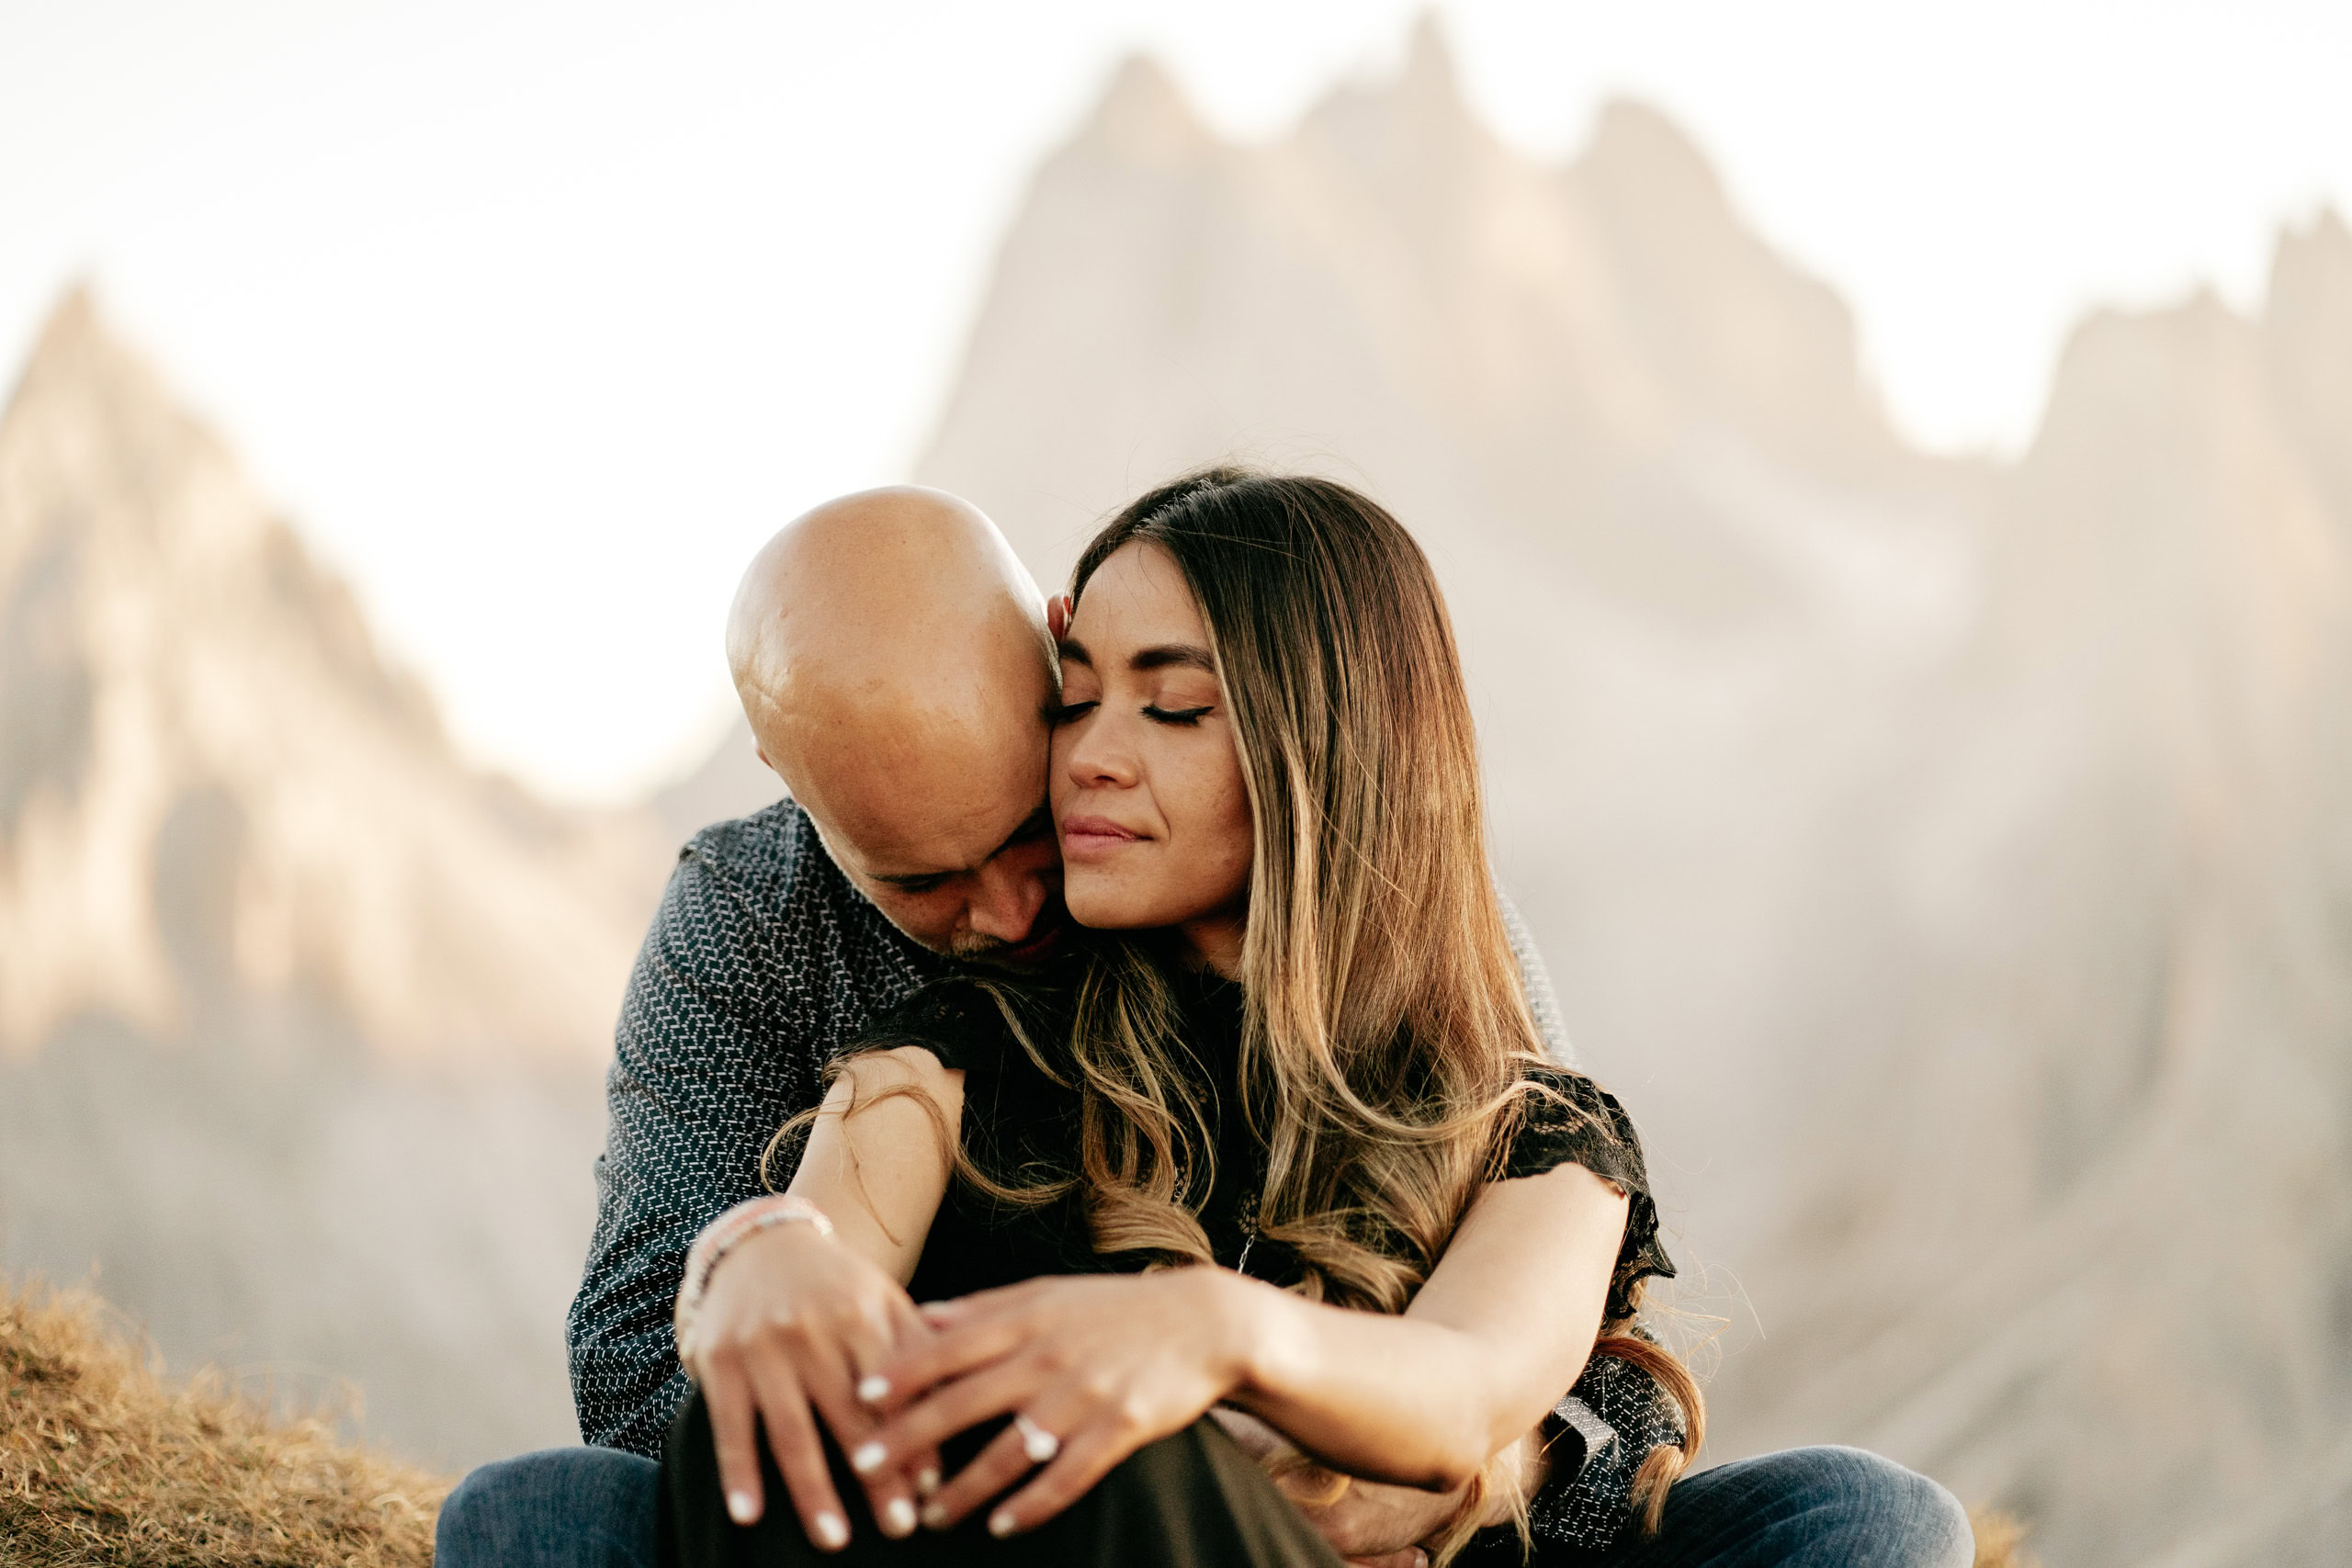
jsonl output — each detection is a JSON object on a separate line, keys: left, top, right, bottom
{"left": 1085, "top": 52, "right": 1211, "bottom": 165}
{"left": 21, "top": 279, "right": 100, "bottom": 364}
{"left": 1296, "top": 11, "right": 1480, "bottom": 175}
{"left": 2267, "top": 202, "right": 2351, "bottom": 294}
{"left": 5, "top": 287, "right": 261, "bottom": 565}
{"left": 0, "top": 290, "right": 666, "bottom": 1066}
{"left": 0, "top": 291, "right": 682, "bottom": 1470}
{"left": 2260, "top": 206, "right": 2352, "bottom": 518}
{"left": 1395, "top": 9, "right": 1467, "bottom": 118}
{"left": 1579, "top": 97, "right": 1726, "bottom": 218}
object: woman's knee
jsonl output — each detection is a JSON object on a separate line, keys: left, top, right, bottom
{"left": 436, "top": 1446, "right": 662, "bottom": 1568}
{"left": 1659, "top": 1445, "right": 1970, "bottom": 1568}
{"left": 1770, "top": 1446, "right": 1973, "bottom": 1568}
{"left": 1046, "top": 1421, "right": 1341, "bottom": 1567}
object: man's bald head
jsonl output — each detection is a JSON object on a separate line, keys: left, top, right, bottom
{"left": 728, "top": 486, "right": 1064, "bottom": 959}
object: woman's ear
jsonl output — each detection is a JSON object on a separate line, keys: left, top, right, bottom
{"left": 1046, "top": 593, "right": 1074, "bottom": 640}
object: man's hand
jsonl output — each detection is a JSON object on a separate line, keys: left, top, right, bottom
{"left": 1209, "top": 1406, "right": 1454, "bottom": 1568}
{"left": 685, "top": 1220, "right": 938, "bottom": 1550}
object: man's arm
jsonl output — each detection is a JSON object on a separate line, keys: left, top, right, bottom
{"left": 1496, "top": 888, "right": 1574, "bottom": 1066}
{"left": 567, "top": 835, "right": 822, "bottom": 1453}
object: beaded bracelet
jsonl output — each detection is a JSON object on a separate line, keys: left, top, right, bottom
{"left": 673, "top": 1194, "right": 835, "bottom": 1370}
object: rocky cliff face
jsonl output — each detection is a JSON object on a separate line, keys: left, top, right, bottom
{"left": 0, "top": 294, "right": 673, "bottom": 1467}
{"left": 914, "top": 26, "right": 2352, "bottom": 1564}
{"left": 0, "top": 292, "right": 666, "bottom": 1065}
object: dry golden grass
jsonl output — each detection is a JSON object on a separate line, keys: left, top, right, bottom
{"left": 1, "top": 1282, "right": 449, "bottom": 1567}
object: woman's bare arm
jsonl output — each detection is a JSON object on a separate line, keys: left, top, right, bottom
{"left": 863, "top": 1161, "right": 1628, "bottom": 1534}
{"left": 1218, "top": 1162, "right": 1628, "bottom": 1488}
{"left": 780, "top": 1045, "right": 964, "bottom": 1280}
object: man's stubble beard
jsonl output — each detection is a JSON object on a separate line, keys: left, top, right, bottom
{"left": 946, "top": 898, "right": 1069, "bottom": 971}
{"left": 949, "top": 931, "right": 1012, "bottom": 963}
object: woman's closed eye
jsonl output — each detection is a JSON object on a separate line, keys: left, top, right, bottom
{"left": 1046, "top": 699, "right": 1212, "bottom": 726}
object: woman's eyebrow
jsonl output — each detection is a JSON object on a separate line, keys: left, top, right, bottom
{"left": 1057, "top": 637, "right": 1091, "bottom": 667}
{"left": 1130, "top": 643, "right": 1216, "bottom": 673}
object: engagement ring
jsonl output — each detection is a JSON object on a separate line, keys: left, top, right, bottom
{"left": 1012, "top": 1412, "right": 1059, "bottom": 1464}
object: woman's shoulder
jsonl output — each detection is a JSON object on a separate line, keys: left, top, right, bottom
{"left": 1503, "top": 1064, "right": 1649, "bottom": 1196}
{"left": 1502, "top": 1063, "right": 1679, "bottom": 1312}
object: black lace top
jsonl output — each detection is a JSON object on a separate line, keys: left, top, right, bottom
{"left": 848, "top": 961, "right": 1674, "bottom": 1348}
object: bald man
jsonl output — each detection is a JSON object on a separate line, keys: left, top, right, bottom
{"left": 567, "top": 490, "right": 1084, "bottom": 1465}
{"left": 439, "top": 488, "right": 1966, "bottom": 1568}
{"left": 719, "top": 486, "right": 1066, "bottom": 966}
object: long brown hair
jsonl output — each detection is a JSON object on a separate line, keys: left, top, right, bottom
{"left": 1054, "top": 469, "right": 1544, "bottom": 1308}
{"left": 1058, "top": 469, "right": 1700, "bottom": 1541}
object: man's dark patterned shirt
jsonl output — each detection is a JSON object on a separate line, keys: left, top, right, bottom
{"left": 568, "top": 798, "right": 1681, "bottom": 1556}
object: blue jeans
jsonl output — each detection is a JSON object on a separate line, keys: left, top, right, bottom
{"left": 438, "top": 1446, "right": 660, "bottom": 1568}
{"left": 435, "top": 1442, "right": 1971, "bottom": 1568}
{"left": 1598, "top": 1447, "right": 1973, "bottom": 1566}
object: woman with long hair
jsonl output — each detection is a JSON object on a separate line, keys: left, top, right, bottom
{"left": 660, "top": 469, "right": 1700, "bottom": 1566}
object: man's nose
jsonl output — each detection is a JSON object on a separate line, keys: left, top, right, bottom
{"left": 967, "top": 861, "right": 1049, "bottom": 944}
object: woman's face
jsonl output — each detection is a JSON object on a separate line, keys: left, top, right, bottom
{"left": 1050, "top": 541, "right": 1253, "bottom": 966}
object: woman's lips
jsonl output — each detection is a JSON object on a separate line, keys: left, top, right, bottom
{"left": 1059, "top": 815, "right": 1145, "bottom": 858}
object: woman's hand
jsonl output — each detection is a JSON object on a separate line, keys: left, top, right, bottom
{"left": 685, "top": 1220, "right": 939, "bottom": 1549}
{"left": 856, "top": 1269, "right": 1257, "bottom": 1537}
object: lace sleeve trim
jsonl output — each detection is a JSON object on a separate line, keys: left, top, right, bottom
{"left": 1501, "top": 1068, "right": 1677, "bottom": 1325}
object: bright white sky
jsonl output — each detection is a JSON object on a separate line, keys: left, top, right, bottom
{"left": 5, "top": 0, "right": 2347, "bottom": 804}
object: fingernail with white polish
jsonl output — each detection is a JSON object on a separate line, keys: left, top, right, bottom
{"left": 849, "top": 1440, "right": 887, "bottom": 1474}
{"left": 915, "top": 1466, "right": 940, "bottom": 1497}
{"left": 921, "top": 1502, "right": 950, "bottom": 1530}
{"left": 856, "top": 1373, "right": 890, "bottom": 1404}
{"left": 726, "top": 1491, "right": 757, "bottom": 1526}
{"left": 882, "top": 1496, "right": 917, "bottom": 1536}
{"left": 811, "top": 1512, "right": 849, "bottom": 1550}
{"left": 989, "top": 1508, "right": 1017, "bottom": 1538}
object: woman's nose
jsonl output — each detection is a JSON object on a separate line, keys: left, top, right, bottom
{"left": 1063, "top": 715, "right": 1137, "bottom": 787}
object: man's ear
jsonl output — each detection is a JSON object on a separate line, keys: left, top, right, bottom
{"left": 1046, "top": 593, "right": 1072, "bottom": 640}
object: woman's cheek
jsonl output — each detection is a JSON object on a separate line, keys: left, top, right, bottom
{"left": 1182, "top": 747, "right": 1255, "bottom": 911}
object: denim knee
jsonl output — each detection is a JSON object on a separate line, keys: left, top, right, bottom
{"left": 1654, "top": 1444, "right": 1973, "bottom": 1568}
{"left": 1777, "top": 1446, "right": 1973, "bottom": 1568}
{"left": 435, "top": 1446, "right": 661, "bottom": 1568}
